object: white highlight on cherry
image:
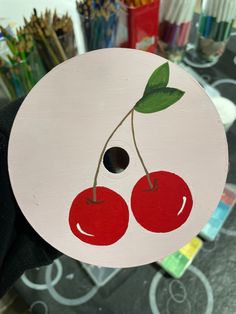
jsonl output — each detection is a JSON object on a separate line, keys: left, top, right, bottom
{"left": 177, "top": 196, "right": 187, "bottom": 216}
{"left": 76, "top": 223, "right": 95, "bottom": 237}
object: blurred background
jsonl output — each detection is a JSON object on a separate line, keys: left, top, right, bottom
{"left": 0, "top": 0, "right": 236, "bottom": 313}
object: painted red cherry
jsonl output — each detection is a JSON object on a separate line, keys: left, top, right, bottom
{"left": 69, "top": 186, "right": 129, "bottom": 245}
{"left": 131, "top": 171, "right": 193, "bottom": 232}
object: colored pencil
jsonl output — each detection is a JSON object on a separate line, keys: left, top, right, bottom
{"left": 159, "top": 0, "right": 196, "bottom": 47}
{"left": 0, "top": 9, "right": 76, "bottom": 101}
{"left": 198, "top": 0, "right": 236, "bottom": 42}
{"left": 76, "top": 0, "right": 120, "bottom": 51}
{"left": 123, "top": 0, "right": 155, "bottom": 8}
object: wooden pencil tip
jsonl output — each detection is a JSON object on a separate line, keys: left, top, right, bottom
{"left": 33, "top": 9, "right": 37, "bottom": 17}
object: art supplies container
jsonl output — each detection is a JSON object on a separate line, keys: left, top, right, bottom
{"left": 158, "top": 237, "right": 203, "bottom": 278}
{"left": 82, "top": 263, "right": 120, "bottom": 287}
{"left": 21, "top": 10, "right": 77, "bottom": 71}
{"left": 116, "top": 0, "right": 159, "bottom": 53}
{"left": 200, "top": 185, "right": 236, "bottom": 241}
{"left": 158, "top": 0, "right": 196, "bottom": 63}
{"left": 41, "top": 29, "right": 77, "bottom": 69}
{"left": 0, "top": 46, "right": 45, "bottom": 101}
{"left": 0, "top": 31, "right": 12, "bottom": 102}
{"left": 197, "top": 0, "right": 236, "bottom": 62}
{"left": 77, "top": 1, "right": 120, "bottom": 51}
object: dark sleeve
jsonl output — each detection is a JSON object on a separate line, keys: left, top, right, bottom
{"left": 0, "top": 98, "right": 61, "bottom": 298}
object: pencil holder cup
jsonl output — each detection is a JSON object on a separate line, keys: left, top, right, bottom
{"left": 0, "top": 46, "right": 45, "bottom": 101}
{"left": 79, "top": 12, "right": 119, "bottom": 51}
{"left": 116, "top": 1, "right": 159, "bottom": 53}
{"left": 158, "top": 0, "right": 196, "bottom": 63}
{"left": 196, "top": 0, "right": 235, "bottom": 62}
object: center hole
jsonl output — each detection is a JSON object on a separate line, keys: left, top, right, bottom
{"left": 103, "top": 146, "right": 129, "bottom": 174}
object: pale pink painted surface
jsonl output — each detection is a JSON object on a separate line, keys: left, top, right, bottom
{"left": 8, "top": 48, "right": 228, "bottom": 267}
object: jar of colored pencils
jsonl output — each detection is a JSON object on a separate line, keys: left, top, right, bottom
{"left": 158, "top": 0, "right": 196, "bottom": 63}
{"left": 0, "top": 45, "right": 45, "bottom": 102}
{"left": 197, "top": 0, "right": 236, "bottom": 62}
{"left": 77, "top": 0, "right": 120, "bottom": 51}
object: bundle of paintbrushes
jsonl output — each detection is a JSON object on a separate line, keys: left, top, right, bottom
{"left": 22, "top": 9, "right": 77, "bottom": 70}
{"left": 76, "top": 0, "right": 120, "bottom": 51}
{"left": 0, "top": 26, "right": 45, "bottom": 101}
{"left": 158, "top": 0, "right": 196, "bottom": 63}
{"left": 197, "top": 0, "right": 236, "bottom": 61}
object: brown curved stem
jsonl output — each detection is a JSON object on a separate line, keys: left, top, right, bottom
{"left": 92, "top": 108, "right": 134, "bottom": 202}
{"left": 131, "top": 109, "right": 153, "bottom": 190}
{"left": 92, "top": 107, "right": 154, "bottom": 202}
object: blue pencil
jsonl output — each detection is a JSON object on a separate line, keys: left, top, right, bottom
{"left": 203, "top": 16, "right": 213, "bottom": 37}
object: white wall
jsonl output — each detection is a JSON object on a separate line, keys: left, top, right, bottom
{"left": 0, "top": 0, "right": 85, "bottom": 53}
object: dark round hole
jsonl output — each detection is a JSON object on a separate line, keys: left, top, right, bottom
{"left": 103, "top": 147, "right": 129, "bottom": 174}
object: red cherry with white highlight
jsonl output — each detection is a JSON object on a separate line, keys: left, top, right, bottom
{"left": 69, "top": 187, "right": 129, "bottom": 245}
{"left": 131, "top": 171, "right": 193, "bottom": 232}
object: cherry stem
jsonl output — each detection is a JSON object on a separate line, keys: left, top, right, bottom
{"left": 92, "top": 107, "right": 154, "bottom": 202}
{"left": 92, "top": 107, "right": 134, "bottom": 202}
{"left": 131, "top": 109, "right": 153, "bottom": 190}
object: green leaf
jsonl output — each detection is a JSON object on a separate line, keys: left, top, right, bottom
{"left": 135, "top": 87, "right": 185, "bottom": 113}
{"left": 144, "top": 62, "right": 169, "bottom": 95}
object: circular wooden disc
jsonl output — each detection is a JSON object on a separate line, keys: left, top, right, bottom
{"left": 8, "top": 49, "right": 228, "bottom": 267}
